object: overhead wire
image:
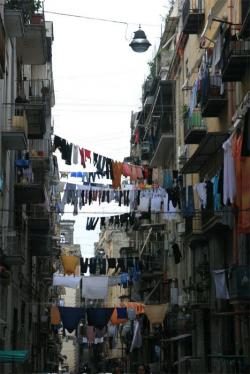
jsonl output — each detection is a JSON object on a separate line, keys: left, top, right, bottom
{"left": 44, "top": 10, "right": 160, "bottom": 28}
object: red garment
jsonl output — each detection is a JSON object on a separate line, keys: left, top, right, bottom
{"left": 79, "top": 148, "right": 86, "bottom": 168}
{"left": 85, "top": 149, "right": 91, "bottom": 161}
{"left": 232, "top": 133, "right": 250, "bottom": 233}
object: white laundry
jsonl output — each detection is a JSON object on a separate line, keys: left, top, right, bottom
{"left": 53, "top": 275, "right": 81, "bottom": 289}
{"left": 162, "top": 193, "right": 177, "bottom": 221}
{"left": 151, "top": 194, "right": 162, "bottom": 212}
{"left": 72, "top": 144, "right": 79, "bottom": 164}
{"left": 82, "top": 276, "right": 108, "bottom": 299}
{"left": 194, "top": 182, "right": 207, "bottom": 208}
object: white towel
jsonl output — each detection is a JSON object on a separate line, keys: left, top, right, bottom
{"left": 53, "top": 275, "right": 81, "bottom": 289}
{"left": 82, "top": 276, "right": 108, "bottom": 299}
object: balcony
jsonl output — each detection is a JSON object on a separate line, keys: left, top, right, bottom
{"left": 228, "top": 266, "right": 250, "bottom": 303}
{"left": 184, "top": 109, "right": 206, "bottom": 144}
{"left": 15, "top": 79, "right": 50, "bottom": 138}
{"left": 1, "top": 107, "right": 28, "bottom": 150}
{"left": 29, "top": 230, "right": 52, "bottom": 256}
{"left": 200, "top": 75, "right": 227, "bottom": 117}
{"left": 28, "top": 138, "right": 51, "bottom": 170}
{"left": 14, "top": 164, "right": 46, "bottom": 205}
{"left": 16, "top": 9, "right": 47, "bottom": 65}
{"left": 222, "top": 39, "right": 250, "bottom": 82}
{"left": 0, "top": 231, "right": 25, "bottom": 266}
{"left": 182, "top": 0, "right": 204, "bottom": 34}
{"left": 181, "top": 132, "right": 229, "bottom": 174}
{"left": 149, "top": 106, "right": 175, "bottom": 167}
{"left": 201, "top": 206, "right": 234, "bottom": 232}
{"left": 28, "top": 204, "right": 51, "bottom": 231}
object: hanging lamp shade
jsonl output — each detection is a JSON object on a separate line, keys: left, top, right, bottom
{"left": 129, "top": 25, "right": 151, "bottom": 53}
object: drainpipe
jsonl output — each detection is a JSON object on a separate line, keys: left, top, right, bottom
{"left": 228, "top": 0, "right": 242, "bottom": 358}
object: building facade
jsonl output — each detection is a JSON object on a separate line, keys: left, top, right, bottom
{"left": 127, "top": 0, "right": 250, "bottom": 373}
{"left": 0, "top": 1, "right": 61, "bottom": 372}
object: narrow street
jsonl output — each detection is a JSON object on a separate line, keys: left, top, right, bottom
{"left": 0, "top": 1, "right": 250, "bottom": 373}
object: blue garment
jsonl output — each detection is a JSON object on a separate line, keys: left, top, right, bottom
{"left": 116, "top": 307, "right": 127, "bottom": 320}
{"left": 181, "top": 186, "right": 195, "bottom": 218}
{"left": 87, "top": 308, "right": 114, "bottom": 328}
{"left": 163, "top": 169, "right": 173, "bottom": 190}
{"left": 120, "top": 273, "right": 129, "bottom": 286}
{"left": 58, "top": 307, "right": 85, "bottom": 333}
{"left": 212, "top": 175, "right": 221, "bottom": 211}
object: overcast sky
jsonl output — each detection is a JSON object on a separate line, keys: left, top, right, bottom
{"left": 44, "top": 0, "right": 169, "bottom": 255}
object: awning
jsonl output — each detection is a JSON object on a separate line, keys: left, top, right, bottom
{"left": 166, "top": 333, "right": 192, "bottom": 342}
{"left": 181, "top": 132, "right": 229, "bottom": 174}
{"left": 0, "top": 350, "right": 29, "bottom": 363}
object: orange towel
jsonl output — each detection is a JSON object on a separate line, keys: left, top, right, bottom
{"left": 144, "top": 304, "right": 167, "bottom": 331}
{"left": 61, "top": 255, "right": 79, "bottom": 275}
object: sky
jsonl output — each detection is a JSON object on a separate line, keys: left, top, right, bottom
{"left": 44, "top": 0, "right": 169, "bottom": 256}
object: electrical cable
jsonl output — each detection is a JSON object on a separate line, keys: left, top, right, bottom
{"left": 44, "top": 10, "right": 159, "bottom": 28}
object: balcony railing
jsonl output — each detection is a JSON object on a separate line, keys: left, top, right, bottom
{"left": 182, "top": 0, "right": 204, "bottom": 34}
{"left": 184, "top": 108, "right": 206, "bottom": 144}
{"left": 1, "top": 104, "right": 28, "bottom": 150}
{"left": 14, "top": 101, "right": 46, "bottom": 139}
{"left": 0, "top": 230, "right": 25, "bottom": 266}
{"left": 228, "top": 266, "right": 250, "bottom": 301}
{"left": 28, "top": 204, "right": 51, "bottom": 231}
{"left": 149, "top": 111, "right": 175, "bottom": 167}
{"left": 14, "top": 161, "right": 46, "bottom": 204}
{"left": 222, "top": 39, "right": 250, "bottom": 82}
{"left": 200, "top": 75, "right": 227, "bottom": 117}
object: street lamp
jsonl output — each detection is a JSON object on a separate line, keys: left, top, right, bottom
{"left": 129, "top": 25, "right": 151, "bottom": 53}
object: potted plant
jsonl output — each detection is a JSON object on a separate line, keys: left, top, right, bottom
{"left": 5, "top": 0, "right": 43, "bottom": 24}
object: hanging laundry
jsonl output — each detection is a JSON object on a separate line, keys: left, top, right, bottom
{"left": 58, "top": 306, "right": 85, "bottom": 333}
{"left": 72, "top": 145, "right": 79, "bottom": 164}
{"left": 80, "top": 258, "right": 88, "bottom": 274}
{"left": 110, "top": 308, "right": 127, "bottom": 325}
{"left": 111, "top": 161, "right": 123, "bottom": 189}
{"left": 172, "top": 243, "right": 182, "bottom": 264}
{"left": 222, "top": 135, "right": 236, "bottom": 205}
{"left": 82, "top": 276, "right": 109, "bottom": 299}
{"left": 213, "top": 269, "right": 229, "bottom": 299}
{"left": 61, "top": 255, "right": 79, "bottom": 275}
{"left": 87, "top": 308, "right": 114, "bottom": 328}
{"left": 53, "top": 275, "right": 82, "bottom": 289}
{"left": 232, "top": 129, "right": 250, "bottom": 234}
{"left": 163, "top": 169, "right": 173, "bottom": 190}
{"left": 50, "top": 305, "right": 61, "bottom": 325}
{"left": 122, "top": 163, "right": 132, "bottom": 177}
{"left": 194, "top": 182, "right": 207, "bottom": 208}
{"left": 162, "top": 193, "right": 178, "bottom": 221}
{"left": 144, "top": 304, "right": 168, "bottom": 332}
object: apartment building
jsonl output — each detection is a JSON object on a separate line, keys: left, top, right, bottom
{"left": 0, "top": 1, "right": 61, "bottom": 373}
{"left": 128, "top": 0, "right": 250, "bottom": 373}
